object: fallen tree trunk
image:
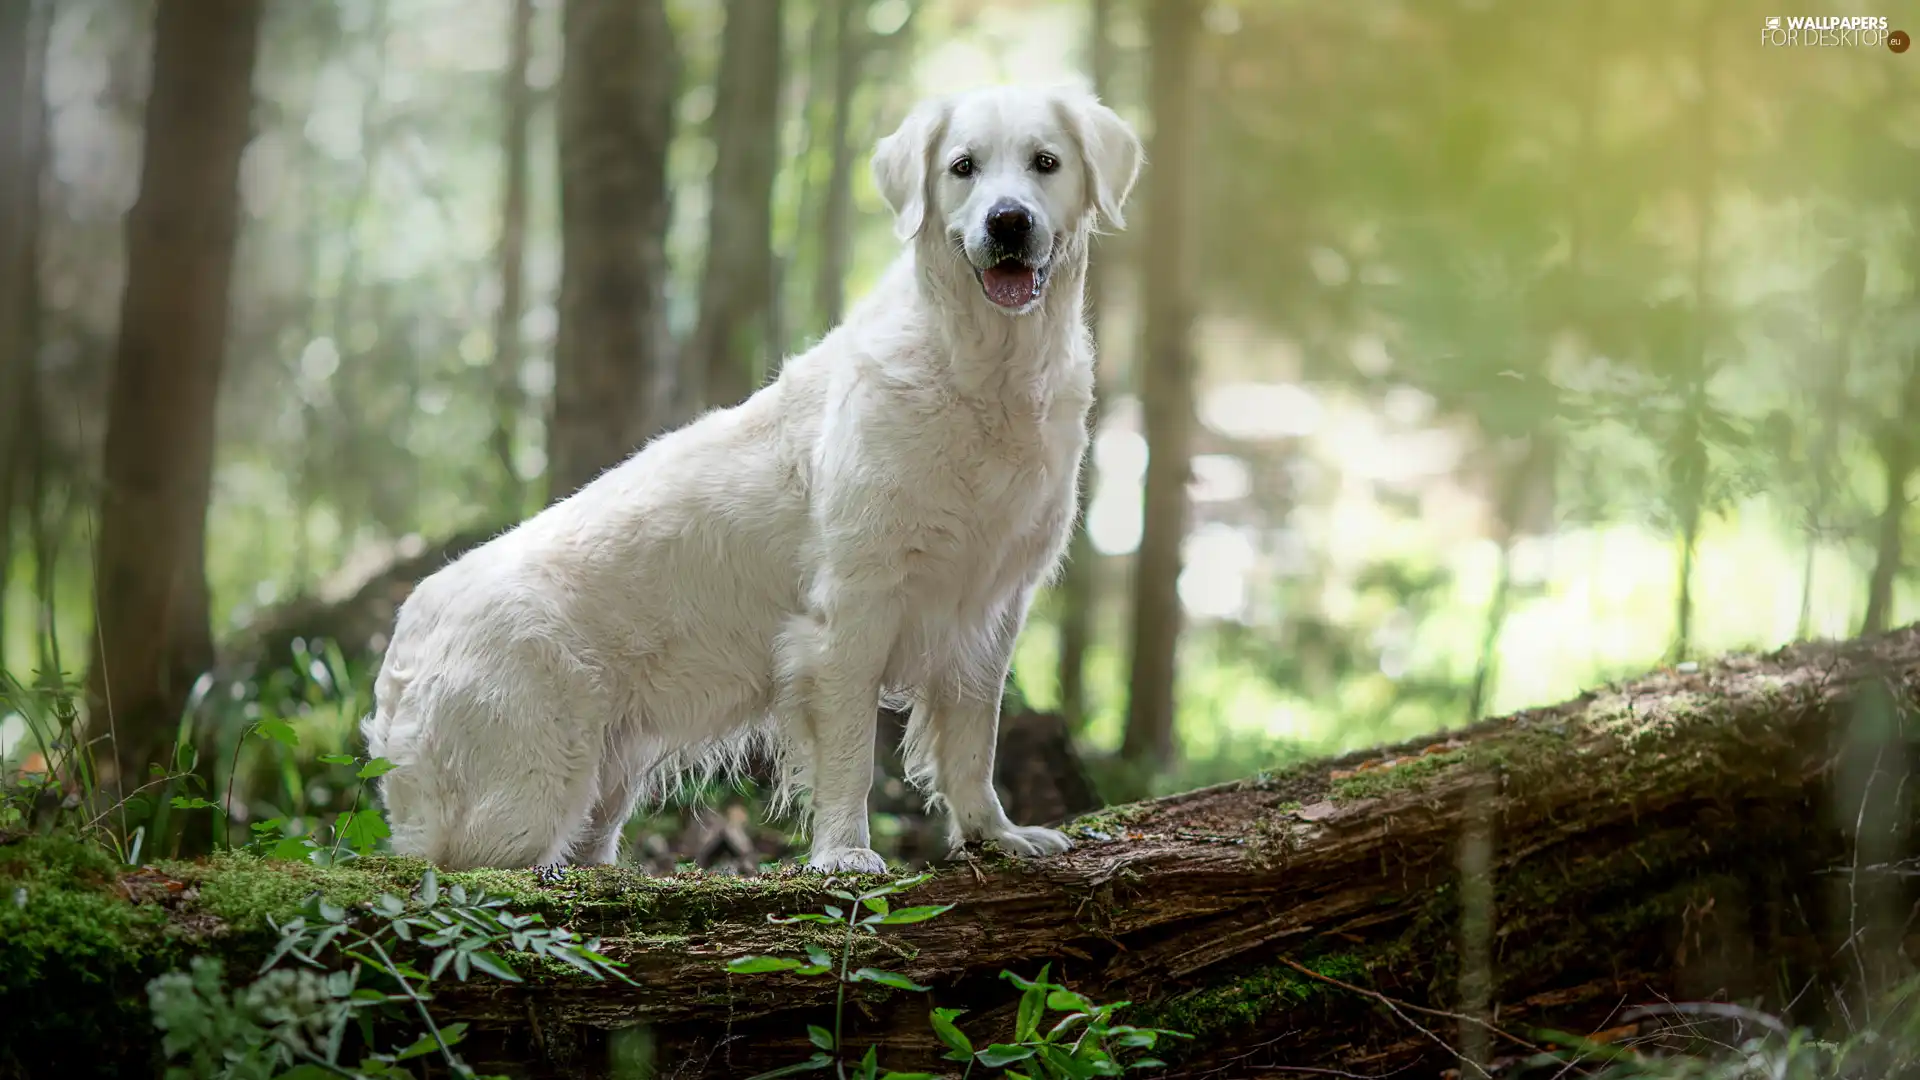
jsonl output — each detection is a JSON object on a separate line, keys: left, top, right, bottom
{"left": 7, "top": 627, "right": 1920, "bottom": 1079}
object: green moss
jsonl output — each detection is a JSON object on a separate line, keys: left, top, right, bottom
{"left": 1328, "top": 749, "right": 1467, "bottom": 801}
{"left": 1065, "top": 801, "right": 1153, "bottom": 837}
{"left": 1134, "top": 949, "right": 1373, "bottom": 1043}
{"left": 0, "top": 834, "right": 173, "bottom": 1078}
{"left": 0, "top": 834, "right": 167, "bottom": 993}
{"left": 156, "top": 851, "right": 873, "bottom": 940}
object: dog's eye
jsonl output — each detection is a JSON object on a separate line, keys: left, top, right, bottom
{"left": 1033, "top": 152, "right": 1059, "bottom": 174}
{"left": 949, "top": 155, "right": 974, "bottom": 177}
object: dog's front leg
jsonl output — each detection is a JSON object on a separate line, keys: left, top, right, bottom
{"left": 913, "top": 595, "right": 1072, "bottom": 860}
{"left": 790, "top": 601, "right": 896, "bottom": 875}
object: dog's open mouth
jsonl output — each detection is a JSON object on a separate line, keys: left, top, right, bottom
{"left": 977, "top": 259, "right": 1048, "bottom": 310}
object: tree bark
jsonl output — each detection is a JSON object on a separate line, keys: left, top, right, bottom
{"left": 1056, "top": 0, "right": 1116, "bottom": 734}
{"left": 1669, "top": 11, "right": 1719, "bottom": 664}
{"left": 0, "top": 0, "right": 35, "bottom": 657}
{"left": 812, "top": 0, "right": 863, "bottom": 333}
{"left": 687, "top": 0, "right": 785, "bottom": 413}
{"left": 549, "top": 0, "right": 677, "bottom": 503}
{"left": 1862, "top": 353, "right": 1919, "bottom": 636}
{"left": 1122, "top": 0, "right": 1200, "bottom": 765}
{"left": 86, "top": 0, "right": 262, "bottom": 789}
{"left": 22, "top": 625, "right": 1920, "bottom": 1078}
{"left": 490, "top": 0, "right": 536, "bottom": 514}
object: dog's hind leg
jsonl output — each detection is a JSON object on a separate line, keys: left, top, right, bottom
{"left": 572, "top": 724, "right": 657, "bottom": 866}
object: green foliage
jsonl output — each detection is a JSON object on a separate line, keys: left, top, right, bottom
{"left": 724, "top": 875, "right": 1184, "bottom": 1078}
{"left": 148, "top": 867, "right": 630, "bottom": 1080}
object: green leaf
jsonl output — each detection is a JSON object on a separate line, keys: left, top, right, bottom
{"left": 169, "top": 797, "right": 216, "bottom": 810}
{"left": 266, "top": 836, "right": 317, "bottom": 862}
{"left": 976, "top": 1045, "right": 1037, "bottom": 1066}
{"left": 875, "top": 904, "right": 954, "bottom": 925}
{"left": 337, "top": 809, "right": 391, "bottom": 854}
{"left": 852, "top": 967, "right": 929, "bottom": 991}
{"left": 1047, "top": 990, "right": 1094, "bottom": 1014}
{"left": 394, "top": 1022, "right": 467, "bottom": 1060}
{"left": 768, "top": 912, "right": 839, "bottom": 925}
{"left": 1003, "top": 963, "right": 1054, "bottom": 992}
{"left": 317, "top": 754, "right": 356, "bottom": 765}
{"left": 862, "top": 895, "right": 890, "bottom": 916}
{"left": 743, "top": 1052, "right": 834, "bottom": 1080}
{"left": 854, "top": 1046, "right": 880, "bottom": 1080}
{"left": 728, "top": 956, "right": 804, "bottom": 974}
{"left": 419, "top": 868, "right": 439, "bottom": 907}
{"left": 256, "top": 719, "right": 300, "bottom": 748}
{"left": 1015, "top": 967, "right": 1051, "bottom": 1042}
{"left": 1126, "top": 1059, "right": 1167, "bottom": 1070}
{"left": 928, "top": 1007, "right": 972, "bottom": 1057}
{"left": 469, "top": 950, "right": 521, "bottom": 982}
{"left": 357, "top": 757, "right": 398, "bottom": 780}
{"left": 807, "top": 1024, "right": 834, "bottom": 1051}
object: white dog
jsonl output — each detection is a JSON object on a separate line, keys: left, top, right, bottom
{"left": 362, "top": 84, "right": 1142, "bottom": 873}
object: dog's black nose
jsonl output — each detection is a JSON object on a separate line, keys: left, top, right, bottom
{"left": 986, "top": 201, "right": 1034, "bottom": 245}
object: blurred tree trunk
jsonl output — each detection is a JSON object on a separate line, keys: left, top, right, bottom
{"left": 0, "top": 0, "right": 33, "bottom": 657}
{"left": 490, "top": 0, "right": 535, "bottom": 514}
{"left": 549, "top": 0, "right": 677, "bottom": 502}
{"left": 687, "top": 0, "right": 785, "bottom": 413}
{"left": 88, "top": 0, "right": 262, "bottom": 788}
{"left": 20, "top": 9, "right": 50, "bottom": 678}
{"left": 1799, "top": 254, "right": 1866, "bottom": 638}
{"left": 1056, "top": 0, "right": 1115, "bottom": 733}
{"left": 1121, "top": 0, "right": 1200, "bottom": 766}
{"left": 1669, "top": 14, "right": 1719, "bottom": 664}
{"left": 812, "top": 0, "right": 863, "bottom": 332}
{"left": 1862, "top": 352, "right": 1920, "bottom": 636}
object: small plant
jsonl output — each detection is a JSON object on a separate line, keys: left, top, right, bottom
{"left": 726, "top": 872, "right": 951, "bottom": 1079}
{"left": 724, "top": 876, "right": 1187, "bottom": 1079}
{"left": 149, "top": 868, "right": 632, "bottom": 1080}
{"left": 928, "top": 964, "right": 1189, "bottom": 1078}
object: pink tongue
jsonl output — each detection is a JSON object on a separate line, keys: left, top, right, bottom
{"left": 982, "top": 265, "right": 1038, "bottom": 308}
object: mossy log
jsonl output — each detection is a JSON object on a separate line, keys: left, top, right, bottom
{"left": 7, "top": 627, "right": 1920, "bottom": 1079}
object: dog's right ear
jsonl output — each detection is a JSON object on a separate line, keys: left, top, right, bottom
{"left": 871, "top": 98, "right": 950, "bottom": 241}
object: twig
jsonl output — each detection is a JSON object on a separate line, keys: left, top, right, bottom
{"left": 1273, "top": 956, "right": 1543, "bottom": 1062}
{"left": 363, "top": 935, "right": 463, "bottom": 1071}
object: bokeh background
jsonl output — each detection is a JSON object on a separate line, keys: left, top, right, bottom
{"left": 1, "top": 0, "right": 1918, "bottom": 856}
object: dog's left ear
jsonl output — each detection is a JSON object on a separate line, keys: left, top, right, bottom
{"left": 872, "top": 97, "right": 951, "bottom": 241}
{"left": 1060, "top": 93, "right": 1143, "bottom": 231}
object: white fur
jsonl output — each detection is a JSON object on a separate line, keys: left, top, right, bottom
{"left": 362, "top": 85, "right": 1143, "bottom": 873}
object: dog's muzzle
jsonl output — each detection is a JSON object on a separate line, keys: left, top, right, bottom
{"left": 974, "top": 199, "right": 1050, "bottom": 310}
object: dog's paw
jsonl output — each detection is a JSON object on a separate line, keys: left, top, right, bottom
{"left": 807, "top": 846, "right": 888, "bottom": 875}
{"left": 532, "top": 864, "right": 570, "bottom": 886}
{"left": 976, "top": 824, "right": 1074, "bottom": 859}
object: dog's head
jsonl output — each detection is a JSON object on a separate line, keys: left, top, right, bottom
{"left": 872, "top": 85, "right": 1143, "bottom": 315}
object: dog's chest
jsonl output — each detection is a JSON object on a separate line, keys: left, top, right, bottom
{"left": 901, "top": 394, "right": 1084, "bottom": 582}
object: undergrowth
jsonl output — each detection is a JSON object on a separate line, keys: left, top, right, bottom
{"left": 724, "top": 874, "right": 1189, "bottom": 1079}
